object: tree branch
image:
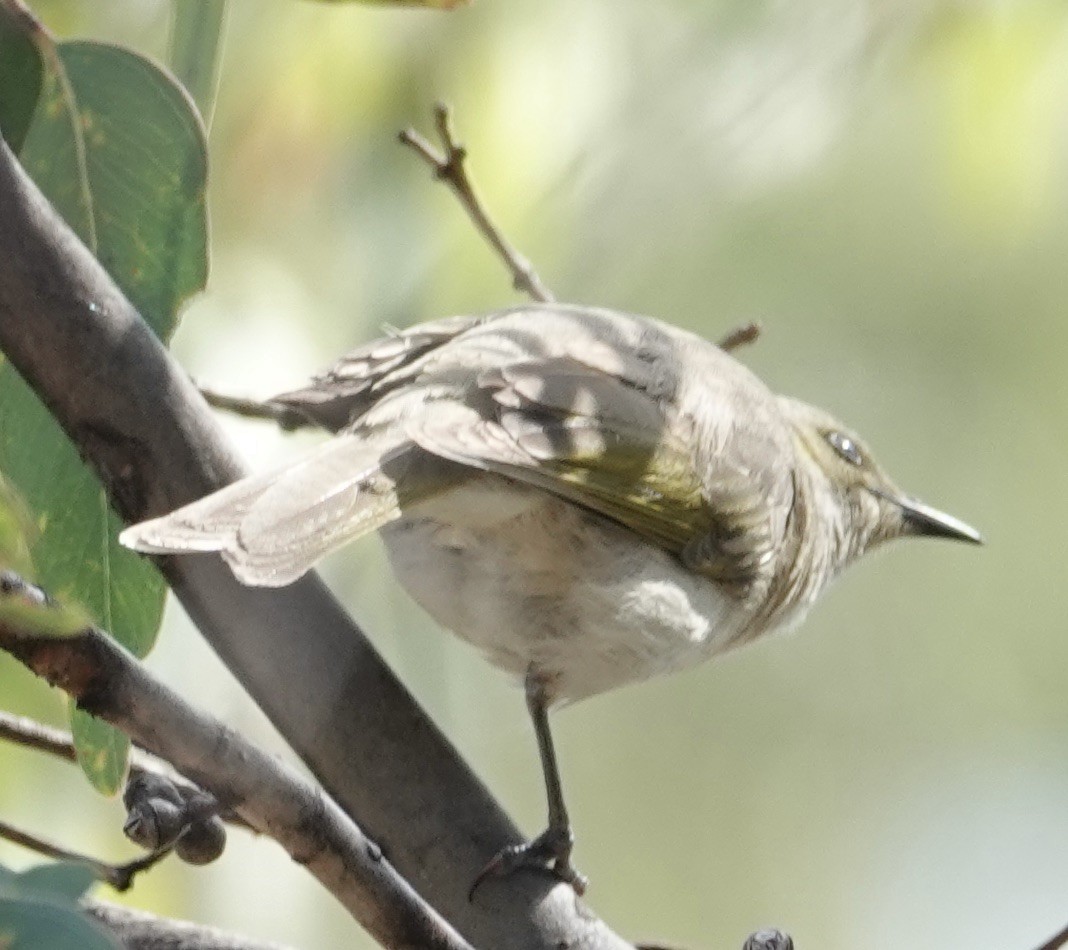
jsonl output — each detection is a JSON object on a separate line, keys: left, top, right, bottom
{"left": 0, "top": 136, "right": 631, "bottom": 949}
{"left": 84, "top": 899, "right": 294, "bottom": 950}
{"left": 400, "top": 104, "right": 555, "bottom": 304}
{"left": 0, "top": 572, "right": 474, "bottom": 950}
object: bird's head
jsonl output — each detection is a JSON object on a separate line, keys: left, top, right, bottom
{"left": 777, "top": 396, "right": 982, "bottom": 563}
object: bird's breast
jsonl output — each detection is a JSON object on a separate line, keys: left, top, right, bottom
{"left": 379, "top": 474, "right": 751, "bottom": 704}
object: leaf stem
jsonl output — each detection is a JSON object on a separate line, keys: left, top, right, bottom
{"left": 167, "top": 0, "right": 228, "bottom": 129}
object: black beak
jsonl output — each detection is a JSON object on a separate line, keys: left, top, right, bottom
{"left": 867, "top": 487, "right": 983, "bottom": 544}
{"left": 896, "top": 496, "right": 984, "bottom": 544}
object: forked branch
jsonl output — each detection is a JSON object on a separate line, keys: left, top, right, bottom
{"left": 400, "top": 103, "right": 555, "bottom": 304}
{"left": 401, "top": 105, "right": 760, "bottom": 359}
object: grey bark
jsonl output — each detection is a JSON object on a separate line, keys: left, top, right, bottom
{"left": 85, "top": 899, "right": 293, "bottom": 950}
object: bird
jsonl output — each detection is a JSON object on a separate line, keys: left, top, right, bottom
{"left": 121, "top": 303, "right": 982, "bottom": 894}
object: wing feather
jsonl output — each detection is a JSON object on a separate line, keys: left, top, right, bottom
{"left": 125, "top": 306, "right": 794, "bottom": 597}
{"left": 408, "top": 354, "right": 787, "bottom": 595}
{"left": 271, "top": 315, "right": 484, "bottom": 431}
{"left": 122, "top": 436, "right": 413, "bottom": 587}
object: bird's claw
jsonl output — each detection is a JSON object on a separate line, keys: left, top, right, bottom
{"left": 468, "top": 826, "right": 587, "bottom": 900}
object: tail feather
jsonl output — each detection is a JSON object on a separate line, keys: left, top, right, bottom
{"left": 118, "top": 464, "right": 293, "bottom": 553}
{"left": 120, "top": 435, "right": 408, "bottom": 587}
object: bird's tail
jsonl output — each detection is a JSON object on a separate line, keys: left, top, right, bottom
{"left": 120, "top": 434, "right": 430, "bottom": 587}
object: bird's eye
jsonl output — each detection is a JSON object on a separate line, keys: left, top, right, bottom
{"left": 825, "top": 431, "right": 864, "bottom": 466}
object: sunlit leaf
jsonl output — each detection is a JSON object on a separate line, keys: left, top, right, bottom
{"left": 69, "top": 707, "right": 130, "bottom": 794}
{"left": 0, "top": 478, "right": 89, "bottom": 634}
{"left": 0, "top": 14, "right": 208, "bottom": 793}
{"left": 0, "top": 591, "right": 90, "bottom": 640}
{"left": 0, "top": 473, "right": 34, "bottom": 577}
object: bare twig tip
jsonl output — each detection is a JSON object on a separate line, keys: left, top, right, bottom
{"left": 718, "top": 321, "right": 763, "bottom": 353}
{"left": 399, "top": 105, "right": 555, "bottom": 304}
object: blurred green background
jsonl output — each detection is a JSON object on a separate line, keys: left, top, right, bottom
{"left": 2, "top": 0, "right": 1068, "bottom": 947}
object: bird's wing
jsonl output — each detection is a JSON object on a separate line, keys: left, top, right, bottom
{"left": 124, "top": 305, "right": 792, "bottom": 594}
{"left": 271, "top": 315, "right": 485, "bottom": 431}
{"left": 120, "top": 435, "right": 442, "bottom": 587}
{"left": 408, "top": 354, "right": 790, "bottom": 596}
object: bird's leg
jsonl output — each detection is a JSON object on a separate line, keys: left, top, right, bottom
{"left": 525, "top": 673, "right": 586, "bottom": 889}
{"left": 469, "top": 672, "right": 588, "bottom": 899}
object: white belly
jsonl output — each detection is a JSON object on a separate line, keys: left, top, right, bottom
{"left": 379, "top": 475, "right": 748, "bottom": 704}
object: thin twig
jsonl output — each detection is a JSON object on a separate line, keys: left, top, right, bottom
{"left": 0, "top": 818, "right": 170, "bottom": 890}
{"left": 718, "top": 321, "right": 762, "bottom": 353}
{"left": 198, "top": 384, "right": 313, "bottom": 432}
{"left": 0, "top": 709, "right": 76, "bottom": 761}
{"left": 400, "top": 103, "right": 555, "bottom": 304}
{"left": 1035, "top": 922, "right": 1068, "bottom": 950}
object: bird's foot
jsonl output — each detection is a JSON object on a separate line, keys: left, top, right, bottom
{"left": 469, "top": 825, "right": 588, "bottom": 900}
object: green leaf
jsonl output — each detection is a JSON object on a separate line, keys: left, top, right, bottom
{"left": 0, "top": 900, "right": 120, "bottom": 950}
{"left": 0, "top": 899, "right": 119, "bottom": 950}
{"left": 0, "top": 17, "right": 208, "bottom": 793}
{"left": 16, "top": 864, "right": 95, "bottom": 903}
{"left": 0, "top": 862, "right": 117, "bottom": 950}
{"left": 48, "top": 41, "right": 209, "bottom": 333}
{"left": 69, "top": 707, "right": 130, "bottom": 796}
{"left": 0, "top": 414, "right": 158, "bottom": 640}
{"left": 0, "top": 474, "right": 34, "bottom": 577}
{"left": 0, "top": 380, "right": 164, "bottom": 793}
{"left": 0, "top": 590, "right": 90, "bottom": 640}
{"left": 0, "top": 3, "right": 43, "bottom": 153}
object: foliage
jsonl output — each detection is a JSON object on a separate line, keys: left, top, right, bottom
{"left": 0, "top": 861, "right": 118, "bottom": 950}
{"left": 0, "top": 1, "right": 207, "bottom": 793}
{"left": 0, "top": 0, "right": 463, "bottom": 799}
